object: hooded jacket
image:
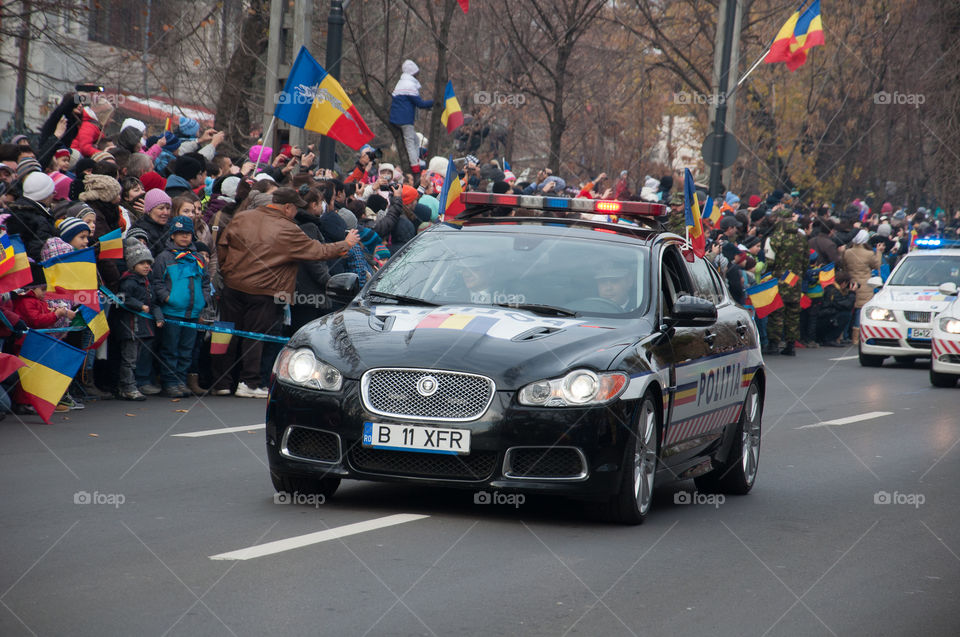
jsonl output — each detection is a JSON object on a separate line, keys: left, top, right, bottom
{"left": 70, "top": 108, "right": 103, "bottom": 158}
{"left": 150, "top": 238, "right": 210, "bottom": 320}
{"left": 389, "top": 60, "right": 433, "bottom": 126}
{"left": 5, "top": 197, "right": 56, "bottom": 264}
{"left": 113, "top": 271, "right": 162, "bottom": 339}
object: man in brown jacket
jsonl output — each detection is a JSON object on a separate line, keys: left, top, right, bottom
{"left": 212, "top": 187, "right": 360, "bottom": 398}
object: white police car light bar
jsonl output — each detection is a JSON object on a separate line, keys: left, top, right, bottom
{"left": 460, "top": 192, "right": 666, "bottom": 217}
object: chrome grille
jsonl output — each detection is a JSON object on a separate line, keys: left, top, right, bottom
{"left": 361, "top": 368, "right": 495, "bottom": 421}
{"left": 903, "top": 311, "right": 932, "bottom": 323}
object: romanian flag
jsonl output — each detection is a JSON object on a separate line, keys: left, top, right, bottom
{"left": 780, "top": 270, "right": 799, "bottom": 287}
{"left": 439, "top": 155, "right": 465, "bottom": 222}
{"left": 274, "top": 46, "right": 374, "bottom": 150}
{"left": 440, "top": 81, "right": 464, "bottom": 133}
{"left": 416, "top": 313, "right": 498, "bottom": 334}
{"left": 683, "top": 168, "right": 705, "bottom": 257}
{"left": 210, "top": 321, "right": 233, "bottom": 355}
{"left": 673, "top": 380, "right": 698, "bottom": 406}
{"left": 0, "top": 232, "right": 14, "bottom": 277}
{"left": 0, "top": 235, "right": 33, "bottom": 294}
{"left": 703, "top": 195, "right": 721, "bottom": 225}
{"left": 164, "top": 117, "right": 174, "bottom": 132}
{"left": 818, "top": 262, "right": 836, "bottom": 288}
{"left": 42, "top": 246, "right": 98, "bottom": 306}
{"left": 97, "top": 227, "right": 123, "bottom": 260}
{"left": 765, "top": 0, "right": 825, "bottom": 72}
{"left": 16, "top": 330, "right": 86, "bottom": 424}
{"left": 800, "top": 293, "right": 812, "bottom": 309}
{"left": 746, "top": 278, "right": 784, "bottom": 319}
{"left": 78, "top": 304, "right": 109, "bottom": 349}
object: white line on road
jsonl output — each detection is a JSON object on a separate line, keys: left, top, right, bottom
{"left": 172, "top": 424, "right": 266, "bottom": 438}
{"left": 828, "top": 355, "right": 859, "bottom": 361}
{"left": 210, "top": 514, "right": 430, "bottom": 560}
{"left": 796, "top": 411, "right": 894, "bottom": 429}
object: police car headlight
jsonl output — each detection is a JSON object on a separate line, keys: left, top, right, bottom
{"left": 273, "top": 347, "right": 343, "bottom": 391}
{"left": 519, "top": 370, "right": 627, "bottom": 407}
{"left": 940, "top": 318, "right": 960, "bottom": 334}
{"left": 865, "top": 307, "right": 895, "bottom": 322}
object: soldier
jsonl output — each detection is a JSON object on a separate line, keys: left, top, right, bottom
{"left": 664, "top": 192, "right": 687, "bottom": 237}
{"left": 765, "top": 205, "right": 808, "bottom": 356}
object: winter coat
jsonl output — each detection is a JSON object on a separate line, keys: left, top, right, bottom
{"left": 842, "top": 244, "right": 881, "bottom": 308}
{"left": 70, "top": 108, "right": 103, "bottom": 158}
{"left": 132, "top": 214, "right": 170, "bottom": 257}
{"left": 389, "top": 216, "right": 417, "bottom": 255}
{"left": 113, "top": 271, "right": 161, "bottom": 339}
{"left": 39, "top": 93, "right": 83, "bottom": 151}
{"left": 361, "top": 196, "right": 404, "bottom": 242}
{"left": 164, "top": 174, "right": 193, "bottom": 198}
{"left": 5, "top": 197, "right": 56, "bottom": 264}
{"left": 10, "top": 294, "right": 59, "bottom": 329}
{"left": 292, "top": 212, "right": 333, "bottom": 313}
{"left": 150, "top": 240, "right": 210, "bottom": 320}
{"left": 88, "top": 199, "right": 124, "bottom": 291}
{"left": 389, "top": 82, "right": 433, "bottom": 126}
{"left": 808, "top": 233, "right": 839, "bottom": 266}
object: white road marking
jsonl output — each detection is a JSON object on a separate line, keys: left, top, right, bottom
{"left": 829, "top": 355, "right": 859, "bottom": 361}
{"left": 210, "top": 514, "right": 430, "bottom": 560}
{"left": 796, "top": 411, "right": 894, "bottom": 430}
{"left": 172, "top": 424, "right": 266, "bottom": 438}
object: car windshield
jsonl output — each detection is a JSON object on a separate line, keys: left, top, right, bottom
{"left": 887, "top": 255, "right": 960, "bottom": 287}
{"left": 367, "top": 229, "right": 649, "bottom": 316}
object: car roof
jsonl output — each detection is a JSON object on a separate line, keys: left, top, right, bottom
{"left": 902, "top": 249, "right": 960, "bottom": 257}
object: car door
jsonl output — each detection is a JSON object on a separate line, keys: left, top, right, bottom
{"left": 663, "top": 252, "right": 748, "bottom": 456}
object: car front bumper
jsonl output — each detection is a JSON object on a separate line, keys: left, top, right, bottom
{"left": 860, "top": 319, "right": 933, "bottom": 357}
{"left": 931, "top": 333, "right": 960, "bottom": 375}
{"left": 265, "top": 379, "right": 641, "bottom": 498}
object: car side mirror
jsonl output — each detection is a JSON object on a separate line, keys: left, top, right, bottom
{"left": 866, "top": 276, "right": 883, "bottom": 287}
{"left": 670, "top": 294, "right": 718, "bottom": 327}
{"left": 939, "top": 282, "right": 958, "bottom": 296}
{"left": 326, "top": 272, "right": 360, "bottom": 303}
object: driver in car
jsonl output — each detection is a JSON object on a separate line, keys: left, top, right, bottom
{"left": 594, "top": 263, "right": 635, "bottom": 311}
{"left": 460, "top": 256, "right": 494, "bottom": 303}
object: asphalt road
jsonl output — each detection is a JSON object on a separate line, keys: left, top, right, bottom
{"left": 1, "top": 347, "right": 958, "bottom": 637}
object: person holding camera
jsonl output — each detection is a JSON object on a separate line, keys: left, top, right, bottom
{"left": 344, "top": 145, "right": 381, "bottom": 185}
{"left": 817, "top": 272, "right": 857, "bottom": 346}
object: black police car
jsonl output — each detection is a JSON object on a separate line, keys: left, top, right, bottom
{"left": 266, "top": 193, "right": 765, "bottom": 523}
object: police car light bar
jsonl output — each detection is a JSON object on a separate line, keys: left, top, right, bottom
{"left": 915, "top": 238, "right": 960, "bottom": 249}
{"left": 460, "top": 192, "right": 666, "bottom": 217}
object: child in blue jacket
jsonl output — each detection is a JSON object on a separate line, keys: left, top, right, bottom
{"left": 150, "top": 215, "right": 211, "bottom": 397}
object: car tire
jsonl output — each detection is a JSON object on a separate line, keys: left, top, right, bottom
{"left": 858, "top": 344, "right": 885, "bottom": 367}
{"left": 930, "top": 368, "right": 958, "bottom": 388}
{"left": 271, "top": 470, "right": 341, "bottom": 498}
{"left": 606, "top": 394, "right": 660, "bottom": 525}
{"left": 894, "top": 356, "right": 916, "bottom": 365}
{"left": 694, "top": 381, "right": 763, "bottom": 496}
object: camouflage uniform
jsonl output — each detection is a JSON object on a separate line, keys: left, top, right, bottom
{"left": 766, "top": 212, "right": 808, "bottom": 348}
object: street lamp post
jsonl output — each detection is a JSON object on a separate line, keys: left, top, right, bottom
{"left": 318, "top": 0, "right": 346, "bottom": 170}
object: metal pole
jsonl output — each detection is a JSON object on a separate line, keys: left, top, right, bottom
{"left": 319, "top": 0, "right": 346, "bottom": 170}
{"left": 262, "top": 0, "right": 284, "bottom": 150}
{"left": 708, "top": 0, "right": 738, "bottom": 198}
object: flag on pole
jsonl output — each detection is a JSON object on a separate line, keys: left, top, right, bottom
{"left": 77, "top": 304, "right": 110, "bottom": 350}
{"left": 703, "top": 195, "right": 721, "bottom": 225}
{"left": 97, "top": 227, "right": 123, "bottom": 261}
{"left": 439, "top": 157, "right": 465, "bottom": 223}
{"left": 210, "top": 322, "right": 234, "bottom": 355}
{"left": 41, "top": 246, "right": 99, "bottom": 307}
{"left": 683, "top": 168, "right": 705, "bottom": 257}
{"left": 765, "top": 0, "right": 825, "bottom": 71}
{"left": 274, "top": 46, "right": 374, "bottom": 150}
{"left": 818, "top": 262, "right": 836, "bottom": 288}
{"left": 746, "top": 279, "right": 784, "bottom": 319}
{"left": 16, "top": 330, "right": 86, "bottom": 424}
{"left": 440, "top": 81, "right": 464, "bottom": 133}
{"left": 0, "top": 235, "right": 33, "bottom": 294}
{"left": 780, "top": 270, "right": 799, "bottom": 287}
{"left": 164, "top": 117, "right": 174, "bottom": 132}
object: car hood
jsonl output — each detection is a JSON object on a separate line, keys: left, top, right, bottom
{"left": 872, "top": 286, "right": 953, "bottom": 313}
{"left": 287, "top": 304, "right": 651, "bottom": 389}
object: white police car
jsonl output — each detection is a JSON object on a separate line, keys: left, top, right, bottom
{"left": 930, "top": 283, "right": 960, "bottom": 386}
{"left": 859, "top": 248, "right": 960, "bottom": 367}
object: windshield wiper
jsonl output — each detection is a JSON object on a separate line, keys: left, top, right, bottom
{"left": 494, "top": 302, "right": 577, "bottom": 317}
{"left": 365, "top": 291, "right": 439, "bottom": 306}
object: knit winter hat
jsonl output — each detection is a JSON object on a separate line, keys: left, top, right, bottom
{"left": 249, "top": 145, "right": 272, "bottom": 164}
{"left": 22, "top": 172, "right": 55, "bottom": 201}
{"left": 877, "top": 223, "right": 892, "bottom": 238}
{"left": 139, "top": 171, "right": 167, "bottom": 191}
{"left": 748, "top": 195, "right": 762, "bottom": 208}
{"left": 401, "top": 185, "right": 419, "bottom": 206}
{"left": 177, "top": 116, "right": 200, "bottom": 139}
{"left": 366, "top": 194, "right": 388, "bottom": 213}
{"left": 16, "top": 157, "right": 42, "bottom": 179}
{"left": 50, "top": 172, "right": 72, "bottom": 201}
{"left": 125, "top": 241, "right": 153, "bottom": 270}
{"left": 56, "top": 216, "right": 90, "bottom": 244}
{"left": 851, "top": 229, "right": 870, "bottom": 245}
{"left": 120, "top": 118, "right": 147, "bottom": 134}
{"left": 91, "top": 150, "right": 114, "bottom": 163}
{"left": 41, "top": 237, "right": 74, "bottom": 262}
{"left": 413, "top": 203, "right": 433, "bottom": 223}
{"left": 78, "top": 174, "right": 122, "bottom": 203}
{"left": 174, "top": 156, "right": 203, "bottom": 181}
{"left": 169, "top": 215, "right": 194, "bottom": 235}
{"left": 125, "top": 226, "right": 149, "bottom": 245}
{"left": 143, "top": 188, "right": 172, "bottom": 215}
{"left": 359, "top": 227, "right": 381, "bottom": 253}
{"left": 418, "top": 194, "right": 440, "bottom": 221}
{"left": 336, "top": 207, "right": 358, "bottom": 230}
{"left": 220, "top": 175, "right": 240, "bottom": 201}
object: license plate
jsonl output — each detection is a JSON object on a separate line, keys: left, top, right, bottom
{"left": 908, "top": 328, "right": 931, "bottom": 340}
{"left": 362, "top": 422, "right": 471, "bottom": 455}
